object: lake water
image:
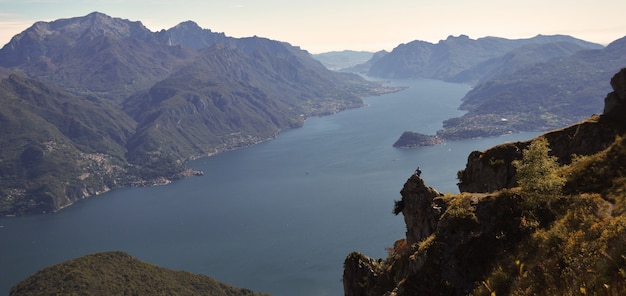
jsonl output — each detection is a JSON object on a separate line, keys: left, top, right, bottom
{"left": 0, "top": 79, "right": 539, "bottom": 295}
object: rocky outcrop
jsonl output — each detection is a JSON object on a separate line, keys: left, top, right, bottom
{"left": 459, "top": 68, "right": 626, "bottom": 193}
{"left": 396, "top": 175, "right": 446, "bottom": 245}
{"left": 344, "top": 175, "right": 447, "bottom": 296}
{"left": 343, "top": 252, "right": 393, "bottom": 296}
{"left": 344, "top": 176, "right": 529, "bottom": 295}
{"left": 457, "top": 142, "right": 526, "bottom": 193}
{"left": 604, "top": 67, "right": 626, "bottom": 122}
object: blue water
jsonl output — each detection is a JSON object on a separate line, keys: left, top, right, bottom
{"left": 0, "top": 79, "right": 539, "bottom": 295}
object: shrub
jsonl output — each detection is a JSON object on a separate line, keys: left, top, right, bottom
{"left": 513, "top": 136, "right": 565, "bottom": 206}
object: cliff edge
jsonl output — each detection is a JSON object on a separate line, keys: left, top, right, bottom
{"left": 344, "top": 68, "right": 626, "bottom": 295}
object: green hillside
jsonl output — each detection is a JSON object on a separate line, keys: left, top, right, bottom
{"left": 10, "top": 252, "right": 268, "bottom": 296}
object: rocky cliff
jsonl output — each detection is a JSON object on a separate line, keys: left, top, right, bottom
{"left": 343, "top": 69, "right": 626, "bottom": 295}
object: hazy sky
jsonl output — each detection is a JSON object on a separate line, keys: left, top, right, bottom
{"left": 1, "top": 0, "right": 625, "bottom": 53}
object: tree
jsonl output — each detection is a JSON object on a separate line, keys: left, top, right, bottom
{"left": 513, "top": 137, "right": 565, "bottom": 198}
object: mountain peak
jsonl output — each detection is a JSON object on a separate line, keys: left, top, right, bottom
{"left": 174, "top": 20, "right": 205, "bottom": 31}
{"left": 0, "top": 12, "right": 155, "bottom": 67}
{"left": 162, "top": 21, "right": 229, "bottom": 49}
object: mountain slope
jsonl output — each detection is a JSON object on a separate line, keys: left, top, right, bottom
{"left": 0, "top": 74, "right": 136, "bottom": 215}
{"left": 10, "top": 252, "right": 267, "bottom": 296}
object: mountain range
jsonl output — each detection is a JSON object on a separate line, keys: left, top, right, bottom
{"left": 0, "top": 12, "right": 392, "bottom": 215}
{"left": 365, "top": 34, "right": 603, "bottom": 82}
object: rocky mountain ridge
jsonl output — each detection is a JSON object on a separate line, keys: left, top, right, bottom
{"left": 343, "top": 69, "right": 626, "bottom": 295}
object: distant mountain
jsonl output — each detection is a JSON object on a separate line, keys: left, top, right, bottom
{"left": 10, "top": 252, "right": 267, "bottom": 296}
{"left": 0, "top": 12, "right": 392, "bottom": 215}
{"left": 367, "top": 34, "right": 603, "bottom": 82}
{"left": 437, "top": 35, "right": 626, "bottom": 140}
{"left": 340, "top": 50, "right": 389, "bottom": 75}
{"left": 156, "top": 20, "right": 234, "bottom": 49}
{"left": 450, "top": 41, "right": 597, "bottom": 84}
{"left": 312, "top": 50, "right": 375, "bottom": 70}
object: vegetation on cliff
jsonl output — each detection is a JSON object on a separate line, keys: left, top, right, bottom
{"left": 344, "top": 69, "right": 626, "bottom": 295}
{"left": 10, "top": 252, "right": 268, "bottom": 296}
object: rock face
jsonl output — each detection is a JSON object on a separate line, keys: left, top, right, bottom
{"left": 397, "top": 175, "right": 445, "bottom": 245}
{"left": 604, "top": 67, "right": 626, "bottom": 121}
{"left": 459, "top": 68, "right": 626, "bottom": 193}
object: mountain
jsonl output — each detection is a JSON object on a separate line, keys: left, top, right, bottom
{"left": 311, "top": 50, "right": 375, "bottom": 70}
{"left": 450, "top": 41, "right": 596, "bottom": 84}
{"left": 0, "top": 12, "right": 197, "bottom": 104}
{"left": 0, "top": 12, "right": 392, "bottom": 215}
{"left": 10, "top": 251, "right": 268, "bottom": 296}
{"left": 339, "top": 50, "right": 389, "bottom": 74}
{"left": 367, "top": 34, "right": 602, "bottom": 82}
{"left": 122, "top": 40, "right": 375, "bottom": 166}
{"left": 343, "top": 68, "right": 626, "bottom": 295}
{"left": 156, "top": 20, "right": 234, "bottom": 49}
{"left": 437, "top": 35, "right": 626, "bottom": 140}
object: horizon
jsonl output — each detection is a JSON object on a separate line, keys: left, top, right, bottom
{"left": 1, "top": 1, "right": 626, "bottom": 54}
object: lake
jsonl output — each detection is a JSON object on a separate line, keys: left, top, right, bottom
{"left": 0, "top": 79, "right": 539, "bottom": 295}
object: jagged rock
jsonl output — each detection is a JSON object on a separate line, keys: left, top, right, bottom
{"left": 604, "top": 68, "right": 626, "bottom": 121}
{"left": 398, "top": 175, "right": 445, "bottom": 246}
{"left": 343, "top": 252, "right": 393, "bottom": 296}
{"left": 457, "top": 142, "right": 526, "bottom": 193}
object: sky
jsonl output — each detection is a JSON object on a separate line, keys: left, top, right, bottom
{"left": 1, "top": 0, "right": 626, "bottom": 53}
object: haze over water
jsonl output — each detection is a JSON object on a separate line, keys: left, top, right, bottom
{"left": 0, "top": 79, "right": 539, "bottom": 295}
